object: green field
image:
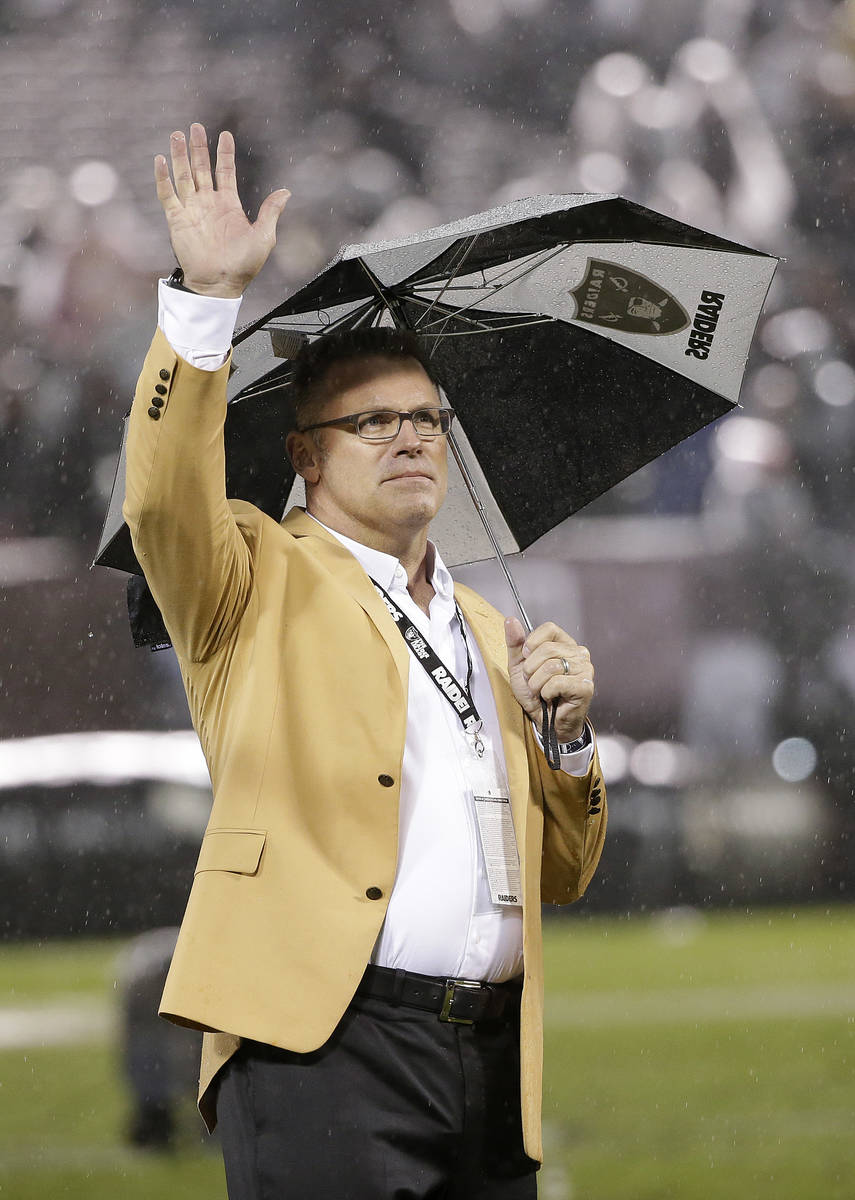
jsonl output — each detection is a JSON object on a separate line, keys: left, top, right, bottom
{"left": 1, "top": 907, "right": 852, "bottom": 1199}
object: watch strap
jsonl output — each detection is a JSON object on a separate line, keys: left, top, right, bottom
{"left": 166, "top": 266, "right": 196, "bottom": 294}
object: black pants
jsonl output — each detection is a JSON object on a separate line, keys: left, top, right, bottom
{"left": 216, "top": 990, "right": 539, "bottom": 1199}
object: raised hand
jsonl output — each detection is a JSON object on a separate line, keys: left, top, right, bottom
{"left": 505, "top": 618, "right": 594, "bottom": 743}
{"left": 154, "top": 122, "right": 290, "bottom": 298}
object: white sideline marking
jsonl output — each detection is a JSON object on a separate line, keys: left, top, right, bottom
{"left": 0, "top": 998, "right": 114, "bottom": 1049}
{"left": 546, "top": 982, "right": 855, "bottom": 1028}
{"left": 0, "top": 983, "right": 851, "bottom": 1051}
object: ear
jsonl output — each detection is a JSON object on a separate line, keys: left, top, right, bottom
{"left": 286, "top": 431, "right": 322, "bottom": 485}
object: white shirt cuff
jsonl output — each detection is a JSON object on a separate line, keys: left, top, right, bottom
{"left": 532, "top": 720, "right": 595, "bottom": 777}
{"left": 157, "top": 279, "right": 243, "bottom": 371}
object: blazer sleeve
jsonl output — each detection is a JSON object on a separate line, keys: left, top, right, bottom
{"left": 122, "top": 328, "right": 256, "bottom": 663}
{"left": 525, "top": 720, "right": 607, "bottom": 904}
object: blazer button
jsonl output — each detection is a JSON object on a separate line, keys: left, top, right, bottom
{"left": 159, "top": 368, "right": 171, "bottom": 381}
{"left": 365, "top": 887, "right": 383, "bottom": 900}
{"left": 147, "top": 406, "right": 161, "bottom": 420}
{"left": 155, "top": 384, "right": 167, "bottom": 395}
{"left": 150, "top": 396, "right": 164, "bottom": 408}
{"left": 377, "top": 774, "right": 394, "bottom": 787}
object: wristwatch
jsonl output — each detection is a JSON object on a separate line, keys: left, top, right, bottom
{"left": 557, "top": 723, "right": 592, "bottom": 755}
{"left": 166, "top": 266, "right": 196, "bottom": 293}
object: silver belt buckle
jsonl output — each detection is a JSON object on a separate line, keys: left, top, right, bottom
{"left": 439, "top": 978, "right": 482, "bottom": 1025}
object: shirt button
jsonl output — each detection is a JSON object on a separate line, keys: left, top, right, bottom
{"left": 378, "top": 774, "right": 394, "bottom": 788}
{"left": 159, "top": 368, "right": 171, "bottom": 381}
{"left": 365, "top": 887, "right": 383, "bottom": 900}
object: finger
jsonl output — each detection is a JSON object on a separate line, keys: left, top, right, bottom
{"left": 154, "top": 154, "right": 180, "bottom": 214}
{"left": 523, "top": 622, "right": 578, "bottom": 656}
{"left": 188, "top": 121, "right": 213, "bottom": 192}
{"left": 255, "top": 187, "right": 292, "bottom": 241}
{"left": 527, "top": 657, "right": 591, "bottom": 696}
{"left": 169, "top": 130, "right": 195, "bottom": 201}
{"left": 214, "top": 130, "right": 238, "bottom": 193}
{"left": 540, "top": 672, "right": 594, "bottom": 706}
{"left": 522, "top": 641, "right": 590, "bottom": 682}
{"left": 504, "top": 616, "right": 527, "bottom": 669}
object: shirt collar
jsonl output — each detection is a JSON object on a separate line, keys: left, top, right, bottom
{"left": 306, "top": 512, "right": 455, "bottom": 600}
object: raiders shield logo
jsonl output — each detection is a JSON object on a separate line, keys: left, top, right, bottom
{"left": 570, "top": 259, "right": 690, "bottom": 335}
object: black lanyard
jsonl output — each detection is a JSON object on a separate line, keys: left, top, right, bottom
{"left": 371, "top": 577, "right": 562, "bottom": 771}
{"left": 370, "top": 577, "right": 484, "bottom": 749}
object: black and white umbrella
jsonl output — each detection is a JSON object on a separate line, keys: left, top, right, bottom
{"left": 96, "top": 192, "right": 776, "bottom": 643}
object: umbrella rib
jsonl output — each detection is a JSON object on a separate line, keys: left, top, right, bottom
{"left": 356, "top": 258, "right": 394, "bottom": 310}
{"left": 418, "top": 317, "right": 556, "bottom": 340}
{"left": 261, "top": 297, "right": 380, "bottom": 336}
{"left": 419, "top": 243, "right": 568, "bottom": 295}
{"left": 404, "top": 294, "right": 555, "bottom": 337}
{"left": 411, "top": 243, "right": 571, "bottom": 331}
{"left": 404, "top": 295, "right": 499, "bottom": 331}
{"left": 231, "top": 373, "right": 295, "bottom": 401}
{"left": 235, "top": 302, "right": 384, "bottom": 403}
{"left": 401, "top": 296, "right": 554, "bottom": 343}
{"left": 412, "top": 235, "right": 481, "bottom": 330}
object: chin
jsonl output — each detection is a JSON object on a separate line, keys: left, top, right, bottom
{"left": 393, "top": 498, "right": 439, "bottom": 528}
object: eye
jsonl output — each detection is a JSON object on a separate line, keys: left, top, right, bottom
{"left": 357, "top": 411, "right": 398, "bottom": 437}
{"left": 413, "top": 409, "right": 442, "bottom": 432}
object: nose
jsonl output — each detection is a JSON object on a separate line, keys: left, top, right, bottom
{"left": 392, "top": 413, "right": 424, "bottom": 452}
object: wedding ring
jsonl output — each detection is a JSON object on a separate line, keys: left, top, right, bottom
{"left": 560, "top": 657, "right": 570, "bottom": 675}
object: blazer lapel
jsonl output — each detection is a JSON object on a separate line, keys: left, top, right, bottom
{"left": 281, "top": 513, "right": 529, "bottom": 822}
{"left": 281, "top": 509, "right": 411, "bottom": 693}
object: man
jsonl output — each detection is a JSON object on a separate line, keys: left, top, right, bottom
{"left": 124, "top": 122, "right": 606, "bottom": 1198}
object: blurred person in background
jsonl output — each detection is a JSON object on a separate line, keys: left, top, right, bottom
{"left": 121, "top": 123, "right": 607, "bottom": 1198}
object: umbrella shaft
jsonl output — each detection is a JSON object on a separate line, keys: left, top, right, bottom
{"left": 447, "top": 431, "right": 533, "bottom": 633}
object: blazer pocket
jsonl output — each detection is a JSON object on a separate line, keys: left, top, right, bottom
{"left": 194, "top": 828, "right": 267, "bottom": 876}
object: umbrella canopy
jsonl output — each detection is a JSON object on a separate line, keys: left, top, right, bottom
{"left": 96, "top": 193, "right": 776, "bottom": 643}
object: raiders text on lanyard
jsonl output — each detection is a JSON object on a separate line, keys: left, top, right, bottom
{"left": 371, "top": 579, "right": 482, "bottom": 736}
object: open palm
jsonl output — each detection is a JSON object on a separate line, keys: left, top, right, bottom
{"left": 155, "top": 123, "right": 290, "bottom": 298}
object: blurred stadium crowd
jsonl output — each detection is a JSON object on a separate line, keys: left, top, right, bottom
{"left": 1, "top": 0, "right": 853, "bottom": 918}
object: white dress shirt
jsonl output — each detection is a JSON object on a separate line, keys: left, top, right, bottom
{"left": 157, "top": 279, "right": 594, "bottom": 982}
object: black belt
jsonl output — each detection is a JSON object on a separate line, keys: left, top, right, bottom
{"left": 355, "top": 964, "right": 521, "bottom": 1026}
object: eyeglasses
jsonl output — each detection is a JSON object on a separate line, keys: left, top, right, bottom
{"left": 299, "top": 407, "right": 455, "bottom": 442}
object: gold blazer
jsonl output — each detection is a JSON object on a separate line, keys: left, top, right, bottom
{"left": 123, "top": 328, "right": 607, "bottom": 1162}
